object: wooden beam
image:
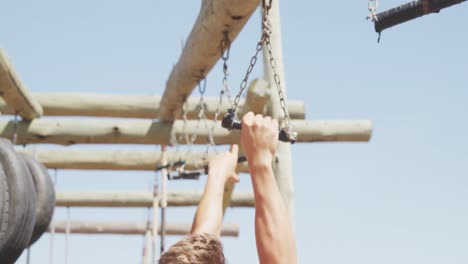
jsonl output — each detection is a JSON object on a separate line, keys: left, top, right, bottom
{"left": 159, "top": 0, "right": 261, "bottom": 121}
{"left": 0, "top": 93, "right": 306, "bottom": 119}
{"left": 262, "top": 0, "right": 295, "bottom": 215}
{"left": 17, "top": 148, "right": 250, "bottom": 173}
{"left": 0, "top": 49, "right": 43, "bottom": 120}
{"left": 55, "top": 191, "right": 254, "bottom": 208}
{"left": 48, "top": 221, "right": 239, "bottom": 237}
{"left": 0, "top": 119, "right": 372, "bottom": 145}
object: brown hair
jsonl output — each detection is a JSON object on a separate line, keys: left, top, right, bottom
{"left": 159, "top": 233, "right": 225, "bottom": 264}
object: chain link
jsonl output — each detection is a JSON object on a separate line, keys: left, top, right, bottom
{"left": 264, "top": 37, "right": 292, "bottom": 129}
{"left": 231, "top": 39, "right": 264, "bottom": 116}
{"left": 197, "top": 79, "right": 209, "bottom": 133}
{"left": 183, "top": 78, "right": 207, "bottom": 169}
{"left": 221, "top": 31, "right": 232, "bottom": 105}
{"left": 230, "top": 0, "right": 292, "bottom": 131}
{"left": 203, "top": 32, "right": 232, "bottom": 162}
{"left": 367, "top": 0, "right": 379, "bottom": 22}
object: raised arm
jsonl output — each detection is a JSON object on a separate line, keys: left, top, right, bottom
{"left": 241, "top": 112, "right": 297, "bottom": 264}
{"left": 190, "top": 145, "right": 240, "bottom": 237}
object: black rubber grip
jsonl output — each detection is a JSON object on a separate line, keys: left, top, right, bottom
{"left": 374, "top": 0, "right": 466, "bottom": 32}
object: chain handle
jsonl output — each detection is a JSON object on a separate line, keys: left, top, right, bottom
{"left": 179, "top": 94, "right": 190, "bottom": 167}
{"left": 198, "top": 78, "right": 209, "bottom": 139}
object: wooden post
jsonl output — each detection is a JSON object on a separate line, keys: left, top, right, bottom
{"left": 159, "top": 0, "right": 261, "bottom": 121}
{"left": 0, "top": 49, "right": 43, "bottom": 120}
{"left": 262, "top": 0, "right": 295, "bottom": 216}
{"left": 159, "top": 145, "right": 168, "bottom": 255}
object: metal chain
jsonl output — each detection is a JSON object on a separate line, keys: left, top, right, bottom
{"left": 203, "top": 31, "right": 232, "bottom": 162}
{"left": 264, "top": 36, "right": 292, "bottom": 129}
{"left": 367, "top": 0, "right": 379, "bottom": 22}
{"left": 231, "top": 38, "right": 265, "bottom": 116}
{"left": 221, "top": 31, "right": 232, "bottom": 106}
{"left": 197, "top": 78, "right": 208, "bottom": 131}
{"left": 183, "top": 78, "right": 207, "bottom": 169}
{"left": 231, "top": 0, "right": 292, "bottom": 131}
{"left": 64, "top": 207, "right": 71, "bottom": 264}
{"left": 262, "top": 1, "right": 293, "bottom": 131}
{"left": 177, "top": 94, "right": 190, "bottom": 168}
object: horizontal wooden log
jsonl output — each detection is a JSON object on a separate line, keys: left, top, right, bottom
{"left": 0, "top": 119, "right": 372, "bottom": 145}
{"left": 375, "top": 0, "right": 467, "bottom": 32}
{"left": 17, "top": 149, "right": 250, "bottom": 173}
{"left": 0, "top": 49, "right": 43, "bottom": 120}
{"left": 222, "top": 78, "right": 269, "bottom": 214}
{"left": 48, "top": 221, "right": 239, "bottom": 237}
{"left": 159, "top": 0, "right": 261, "bottom": 120}
{"left": 0, "top": 93, "right": 306, "bottom": 119}
{"left": 55, "top": 191, "right": 254, "bottom": 208}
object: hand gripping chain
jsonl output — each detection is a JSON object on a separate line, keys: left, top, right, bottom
{"left": 223, "top": 0, "right": 297, "bottom": 144}
{"left": 222, "top": 109, "right": 297, "bottom": 143}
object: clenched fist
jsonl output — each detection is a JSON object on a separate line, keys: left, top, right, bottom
{"left": 240, "top": 112, "right": 279, "bottom": 166}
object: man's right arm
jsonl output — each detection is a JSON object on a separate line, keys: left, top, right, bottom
{"left": 241, "top": 112, "right": 297, "bottom": 264}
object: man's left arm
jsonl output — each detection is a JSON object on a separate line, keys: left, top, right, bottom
{"left": 190, "top": 144, "right": 240, "bottom": 236}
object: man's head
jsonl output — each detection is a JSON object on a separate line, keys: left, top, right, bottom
{"left": 159, "top": 233, "right": 225, "bottom": 264}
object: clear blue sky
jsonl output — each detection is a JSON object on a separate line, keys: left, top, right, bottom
{"left": 2, "top": 0, "right": 468, "bottom": 263}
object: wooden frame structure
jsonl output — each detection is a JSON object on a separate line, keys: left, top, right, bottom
{"left": 0, "top": 0, "right": 373, "bottom": 261}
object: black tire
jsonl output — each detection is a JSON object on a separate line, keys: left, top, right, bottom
{"left": 20, "top": 154, "right": 55, "bottom": 245}
{"left": 0, "top": 139, "right": 36, "bottom": 264}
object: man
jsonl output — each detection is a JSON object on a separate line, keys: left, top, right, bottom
{"left": 159, "top": 112, "right": 297, "bottom": 264}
